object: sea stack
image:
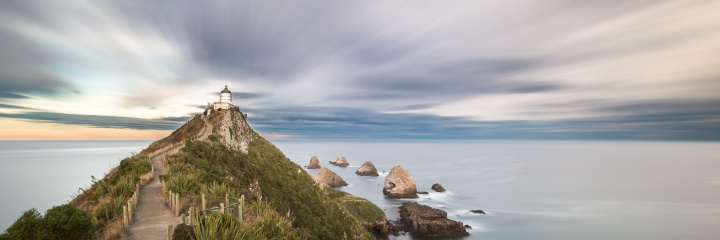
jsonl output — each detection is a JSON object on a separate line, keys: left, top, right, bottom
{"left": 335, "top": 156, "right": 349, "bottom": 167}
{"left": 329, "top": 156, "right": 340, "bottom": 165}
{"left": 431, "top": 183, "right": 446, "bottom": 192}
{"left": 383, "top": 165, "right": 418, "bottom": 198}
{"left": 356, "top": 161, "right": 379, "bottom": 176}
{"left": 307, "top": 156, "right": 321, "bottom": 169}
{"left": 313, "top": 167, "right": 348, "bottom": 187}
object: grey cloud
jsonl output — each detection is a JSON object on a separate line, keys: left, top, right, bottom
{"left": 0, "top": 111, "right": 189, "bottom": 130}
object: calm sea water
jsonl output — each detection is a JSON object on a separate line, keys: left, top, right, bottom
{"left": 274, "top": 140, "right": 720, "bottom": 240}
{"left": 1, "top": 140, "right": 718, "bottom": 239}
{"left": 0, "top": 140, "right": 151, "bottom": 232}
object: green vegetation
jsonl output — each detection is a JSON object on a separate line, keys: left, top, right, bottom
{"left": 162, "top": 136, "right": 382, "bottom": 239}
{"left": 142, "top": 114, "right": 205, "bottom": 154}
{"left": 1, "top": 205, "right": 100, "bottom": 240}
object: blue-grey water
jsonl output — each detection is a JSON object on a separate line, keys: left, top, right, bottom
{"left": 1, "top": 140, "right": 718, "bottom": 239}
{"left": 0, "top": 140, "right": 151, "bottom": 232}
{"left": 274, "top": 140, "right": 720, "bottom": 240}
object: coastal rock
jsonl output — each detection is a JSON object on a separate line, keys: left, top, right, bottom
{"left": 329, "top": 156, "right": 341, "bottom": 165}
{"left": 469, "top": 210, "right": 486, "bottom": 214}
{"left": 307, "top": 156, "right": 321, "bottom": 169}
{"left": 356, "top": 161, "right": 379, "bottom": 176}
{"left": 313, "top": 167, "right": 348, "bottom": 187}
{"left": 336, "top": 156, "right": 349, "bottom": 167}
{"left": 398, "top": 202, "right": 469, "bottom": 238}
{"left": 417, "top": 191, "right": 429, "bottom": 194}
{"left": 382, "top": 165, "right": 418, "bottom": 198}
{"left": 431, "top": 183, "right": 446, "bottom": 192}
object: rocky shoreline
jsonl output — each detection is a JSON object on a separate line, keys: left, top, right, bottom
{"left": 307, "top": 155, "right": 476, "bottom": 238}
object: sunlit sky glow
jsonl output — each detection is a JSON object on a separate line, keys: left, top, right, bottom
{"left": 0, "top": 0, "right": 718, "bottom": 140}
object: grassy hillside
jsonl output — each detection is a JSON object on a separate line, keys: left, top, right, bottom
{"left": 163, "top": 137, "right": 383, "bottom": 239}
{"left": 142, "top": 114, "right": 205, "bottom": 155}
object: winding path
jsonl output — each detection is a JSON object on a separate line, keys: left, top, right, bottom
{"left": 126, "top": 119, "right": 213, "bottom": 240}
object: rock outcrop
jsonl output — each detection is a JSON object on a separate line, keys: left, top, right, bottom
{"left": 335, "top": 156, "right": 349, "bottom": 167}
{"left": 313, "top": 167, "right": 348, "bottom": 187}
{"left": 215, "top": 109, "right": 258, "bottom": 153}
{"left": 329, "top": 156, "right": 340, "bottom": 165}
{"left": 398, "top": 202, "right": 469, "bottom": 238}
{"left": 356, "top": 161, "right": 379, "bottom": 176}
{"left": 307, "top": 156, "right": 321, "bottom": 169}
{"left": 469, "top": 210, "right": 486, "bottom": 214}
{"left": 382, "top": 165, "right": 418, "bottom": 198}
{"left": 431, "top": 183, "right": 446, "bottom": 192}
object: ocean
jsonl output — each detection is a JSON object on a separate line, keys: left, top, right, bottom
{"left": 1, "top": 140, "right": 719, "bottom": 239}
{"left": 0, "top": 140, "right": 152, "bottom": 232}
{"left": 274, "top": 140, "right": 720, "bottom": 240}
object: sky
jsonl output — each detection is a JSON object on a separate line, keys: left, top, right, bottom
{"left": 0, "top": 0, "right": 719, "bottom": 140}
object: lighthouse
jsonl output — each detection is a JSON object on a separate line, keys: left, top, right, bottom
{"left": 212, "top": 86, "right": 234, "bottom": 110}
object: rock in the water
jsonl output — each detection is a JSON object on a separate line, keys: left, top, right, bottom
{"left": 383, "top": 165, "right": 418, "bottom": 198}
{"left": 417, "top": 191, "right": 429, "bottom": 194}
{"left": 307, "top": 156, "right": 321, "bottom": 169}
{"left": 431, "top": 183, "right": 446, "bottom": 192}
{"left": 398, "top": 202, "right": 469, "bottom": 238}
{"left": 356, "top": 161, "right": 379, "bottom": 176}
{"left": 329, "top": 156, "right": 340, "bottom": 165}
{"left": 313, "top": 167, "right": 348, "bottom": 187}
{"left": 469, "top": 210, "right": 486, "bottom": 214}
{"left": 464, "top": 224, "right": 472, "bottom": 229}
{"left": 336, "top": 156, "right": 349, "bottom": 167}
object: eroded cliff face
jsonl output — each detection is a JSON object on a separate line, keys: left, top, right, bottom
{"left": 213, "top": 109, "right": 258, "bottom": 153}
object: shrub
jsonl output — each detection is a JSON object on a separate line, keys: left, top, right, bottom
{"left": 2, "top": 205, "right": 99, "bottom": 240}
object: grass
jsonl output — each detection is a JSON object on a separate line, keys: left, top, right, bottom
{"left": 142, "top": 114, "right": 205, "bottom": 155}
{"left": 161, "top": 117, "right": 380, "bottom": 239}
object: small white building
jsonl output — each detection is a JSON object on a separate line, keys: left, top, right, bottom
{"left": 212, "top": 86, "right": 234, "bottom": 110}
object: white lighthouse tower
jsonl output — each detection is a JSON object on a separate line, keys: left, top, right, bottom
{"left": 212, "top": 86, "right": 234, "bottom": 110}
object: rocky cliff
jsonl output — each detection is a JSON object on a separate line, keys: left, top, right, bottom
{"left": 208, "top": 108, "right": 258, "bottom": 153}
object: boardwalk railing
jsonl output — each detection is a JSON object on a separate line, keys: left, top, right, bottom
{"left": 160, "top": 186, "right": 246, "bottom": 226}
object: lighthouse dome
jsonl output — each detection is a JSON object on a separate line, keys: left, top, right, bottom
{"left": 221, "top": 86, "right": 231, "bottom": 94}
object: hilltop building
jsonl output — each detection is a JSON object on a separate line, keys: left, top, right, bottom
{"left": 212, "top": 86, "right": 234, "bottom": 110}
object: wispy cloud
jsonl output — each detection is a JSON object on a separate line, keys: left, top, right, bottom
{"left": 0, "top": 0, "right": 718, "bottom": 140}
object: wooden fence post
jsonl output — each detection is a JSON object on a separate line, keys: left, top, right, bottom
{"left": 167, "top": 225, "right": 173, "bottom": 240}
{"left": 181, "top": 213, "right": 186, "bottom": 224}
{"left": 175, "top": 194, "right": 180, "bottom": 217}
{"left": 127, "top": 201, "right": 133, "bottom": 224}
{"left": 123, "top": 206, "right": 129, "bottom": 228}
{"left": 225, "top": 193, "right": 229, "bottom": 207}
{"left": 201, "top": 194, "right": 206, "bottom": 212}
{"left": 189, "top": 207, "right": 194, "bottom": 225}
{"left": 220, "top": 203, "right": 225, "bottom": 214}
{"left": 238, "top": 195, "right": 244, "bottom": 223}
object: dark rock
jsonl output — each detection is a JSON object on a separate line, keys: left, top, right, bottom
{"left": 173, "top": 223, "right": 194, "bottom": 240}
{"left": 417, "top": 191, "right": 429, "bottom": 194}
{"left": 307, "top": 156, "right": 321, "bottom": 169}
{"left": 398, "top": 202, "right": 469, "bottom": 238}
{"left": 364, "top": 219, "right": 392, "bottom": 237}
{"left": 431, "top": 183, "right": 446, "bottom": 192}
{"left": 469, "top": 210, "right": 486, "bottom": 214}
{"left": 464, "top": 224, "right": 472, "bottom": 229}
{"left": 356, "top": 161, "right": 379, "bottom": 176}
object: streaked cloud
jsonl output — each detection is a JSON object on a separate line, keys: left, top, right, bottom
{"left": 0, "top": 0, "right": 718, "bottom": 140}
